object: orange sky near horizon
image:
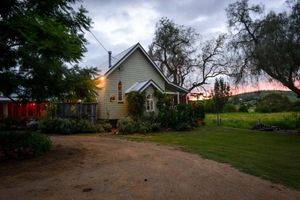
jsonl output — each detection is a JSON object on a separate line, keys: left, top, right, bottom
{"left": 231, "top": 81, "right": 290, "bottom": 95}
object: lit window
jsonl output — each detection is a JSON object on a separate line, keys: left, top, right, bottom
{"left": 146, "top": 94, "right": 154, "bottom": 112}
{"left": 118, "top": 81, "right": 123, "bottom": 101}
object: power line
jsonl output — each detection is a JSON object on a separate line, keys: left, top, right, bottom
{"left": 88, "top": 30, "right": 109, "bottom": 52}
{"left": 88, "top": 30, "right": 118, "bottom": 62}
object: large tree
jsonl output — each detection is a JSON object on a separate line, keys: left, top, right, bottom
{"left": 0, "top": 0, "right": 95, "bottom": 102}
{"left": 149, "top": 17, "right": 229, "bottom": 91}
{"left": 188, "top": 34, "right": 229, "bottom": 91}
{"left": 148, "top": 17, "right": 197, "bottom": 87}
{"left": 226, "top": 0, "right": 300, "bottom": 97}
{"left": 212, "top": 78, "right": 230, "bottom": 125}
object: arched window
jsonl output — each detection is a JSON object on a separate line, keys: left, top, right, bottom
{"left": 146, "top": 94, "right": 154, "bottom": 112}
{"left": 118, "top": 81, "right": 123, "bottom": 101}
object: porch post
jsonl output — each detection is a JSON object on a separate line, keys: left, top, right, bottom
{"left": 177, "top": 92, "right": 180, "bottom": 104}
{"left": 3, "top": 103, "right": 8, "bottom": 118}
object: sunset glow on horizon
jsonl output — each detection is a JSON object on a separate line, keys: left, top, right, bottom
{"left": 232, "top": 81, "right": 291, "bottom": 95}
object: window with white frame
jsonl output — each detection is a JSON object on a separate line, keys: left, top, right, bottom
{"left": 118, "top": 81, "right": 123, "bottom": 102}
{"left": 146, "top": 94, "right": 154, "bottom": 112}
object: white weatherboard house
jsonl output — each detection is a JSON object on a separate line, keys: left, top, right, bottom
{"left": 96, "top": 43, "right": 189, "bottom": 120}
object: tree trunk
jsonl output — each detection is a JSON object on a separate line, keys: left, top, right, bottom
{"left": 216, "top": 113, "right": 221, "bottom": 126}
{"left": 288, "top": 84, "right": 300, "bottom": 98}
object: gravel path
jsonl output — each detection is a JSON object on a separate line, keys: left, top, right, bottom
{"left": 0, "top": 135, "right": 300, "bottom": 200}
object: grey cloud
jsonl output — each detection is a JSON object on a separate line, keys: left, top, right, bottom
{"left": 78, "top": 0, "right": 285, "bottom": 67}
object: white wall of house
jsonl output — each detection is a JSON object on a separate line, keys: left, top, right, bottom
{"left": 97, "top": 49, "right": 165, "bottom": 119}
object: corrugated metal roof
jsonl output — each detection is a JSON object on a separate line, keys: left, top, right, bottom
{"left": 125, "top": 80, "right": 150, "bottom": 94}
{"left": 0, "top": 93, "right": 18, "bottom": 102}
{"left": 125, "top": 79, "right": 164, "bottom": 94}
{"left": 99, "top": 43, "right": 137, "bottom": 74}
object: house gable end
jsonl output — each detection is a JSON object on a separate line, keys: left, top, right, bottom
{"left": 104, "top": 43, "right": 188, "bottom": 93}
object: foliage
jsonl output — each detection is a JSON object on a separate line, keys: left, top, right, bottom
{"left": 101, "top": 122, "right": 113, "bottom": 132}
{"left": 117, "top": 117, "right": 138, "bottom": 134}
{"left": 129, "top": 126, "right": 300, "bottom": 189}
{"left": 39, "top": 118, "right": 106, "bottom": 134}
{"left": 0, "top": 131, "right": 51, "bottom": 160}
{"left": 149, "top": 18, "right": 228, "bottom": 91}
{"left": 157, "top": 103, "right": 205, "bottom": 131}
{"left": 0, "top": 0, "right": 96, "bottom": 102}
{"left": 117, "top": 116, "right": 161, "bottom": 134}
{"left": 154, "top": 90, "right": 174, "bottom": 110}
{"left": 212, "top": 78, "right": 230, "bottom": 125}
{"left": 73, "top": 118, "right": 99, "bottom": 133}
{"left": 202, "top": 99, "right": 216, "bottom": 113}
{"left": 224, "top": 103, "right": 237, "bottom": 112}
{"left": 292, "top": 100, "right": 300, "bottom": 111}
{"left": 126, "top": 92, "right": 146, "bottom": 119}
{"left": 188, "top": 34, "right": 229, "bottom": 91}
{"left": 62, "top": 66, "right": 98, "bottom": 102}
{"left": 226, "top": 0, "right": 300, "bottom": 97}
{"left": 148, "top": 17, "right": 197, "bottom": 87}
{"left": 238, "top": 104, "right": 249, "bottom": 112}
{"left": 1, "top": 117, "right": 23, "bottom": 130}
{"left": 190, "top": 101, "right": 206, "bottom": 120}
{"left": 206, "top": 112, "right": 300, "bottom": 130}
{"left": 212, "top": 78, "right": 231, "bottom": 113}
{"left": 137, "top": 121, "right": 152, "bottom": 133}
{"left": 255, "top": 93, "right": 292, "bottom": 113}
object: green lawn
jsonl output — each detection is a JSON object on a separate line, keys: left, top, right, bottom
{"left": 206, "top": 112, "right": 300, "bottom": 129}
{"left": 128, "top": 126, "right": 300, "bottom": 189}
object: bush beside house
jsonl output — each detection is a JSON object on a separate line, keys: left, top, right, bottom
{"left": 39, "top": 118, "right": 111, "bottom": 134}
{"left": 117, "top": 91, "right": 205, "bottom": 134}
{"left": 0, "top": 131, "right": 52, "bottom": 160}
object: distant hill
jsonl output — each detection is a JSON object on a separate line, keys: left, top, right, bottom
{"left": 230, "top": 90, "right": 298, "bottom": 105}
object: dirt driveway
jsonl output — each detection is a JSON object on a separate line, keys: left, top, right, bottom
{"left": 0, "top": 135, "right": 300, "bottom": 200}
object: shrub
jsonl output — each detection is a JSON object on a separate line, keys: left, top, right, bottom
{"left": 0, "top": 131, "right": 51, "bottom": 160}
{"left": 203, "top": 99, "right": 216, "bottom": 113}
{"left": 39, "top": 118, "right": 74, "bottom": 134}
{"left": 175, "top": 122, "right": 192, "bottom": 131}
{"left": 155, "top": 90, "right": 174, "bottom": 110}
{"left": 157, "top": 104, "right": 205, "bottom": 131}
{"left": 2, "top": 118, "right": 23, "bottom": 130}
{"left": 137, "top": 121, "right": 151, "bottom": 133}
{"left": 239, "top": 104, "right": 249, "bottom": 112}
{"left": 94, "top": 124, "right": 105, "bottom": 133}
{"left": 39, "top": 118, "right": 105, "bottom": 134}
{"left": 117, "top": 117, "right": 161, "bottom": 134}
{"left": 149, "top": 122, "right": 161, "bottom": 132}
{"left": 102, "top": 123, "right": 112, "bottom": 132}
{"left": 157, "top": 106, "right": 178, "bottom": 128}
{"left": 117, "top": 117, "right": 138, "bottom": 134}
{"left": 256, "top": 93, "right": 292, "bottom": 113}
{"left": 255, "top": 104, "right": 272, "bottom": 113}
{"left": 291, "top": 100, "right": 300, "bottom": 111}
{"left": 74, "top": 119, "right": 97, "bottom": 133}
{"left": 127, "top": 92, "right": 146, "bottom": 119}
{"left": 224, "top": 103, "right": 237, "bottom": 112}
{"left": 191, "top": 102, "right": 205, "bottom": 120}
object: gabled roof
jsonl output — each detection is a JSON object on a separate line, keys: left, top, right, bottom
{"left": 99, "top": 44, "right": 137, "bottom": 71}
{"left": 125, "top": 79, "right": 164, "bottom": 94}
{"left": 0, "top": 93, "right": 18, "bottom": 102}
{"left": 100, "top": 43, "right": 189, "bottom": 93}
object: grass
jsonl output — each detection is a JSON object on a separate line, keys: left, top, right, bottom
{"left": 128, "top": 126, "right": 300, "bottom": 189}
{"left": 206, "top": 112, "right": 300, "bottom": 130}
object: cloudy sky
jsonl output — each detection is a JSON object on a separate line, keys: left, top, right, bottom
{"left": 78, "top": 0, "right": 288, "bottom": 92}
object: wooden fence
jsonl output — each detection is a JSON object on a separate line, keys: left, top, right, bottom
{"left": 54, "top": 102, "right": 97, "bottom": 123}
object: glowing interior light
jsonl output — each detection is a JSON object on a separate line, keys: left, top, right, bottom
{"left": 100, "top": 76, "right": 105, "bottom": 81}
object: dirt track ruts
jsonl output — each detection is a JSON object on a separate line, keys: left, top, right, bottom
{"left": 0, "top": 135, "right": 300, "bottom": 200}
